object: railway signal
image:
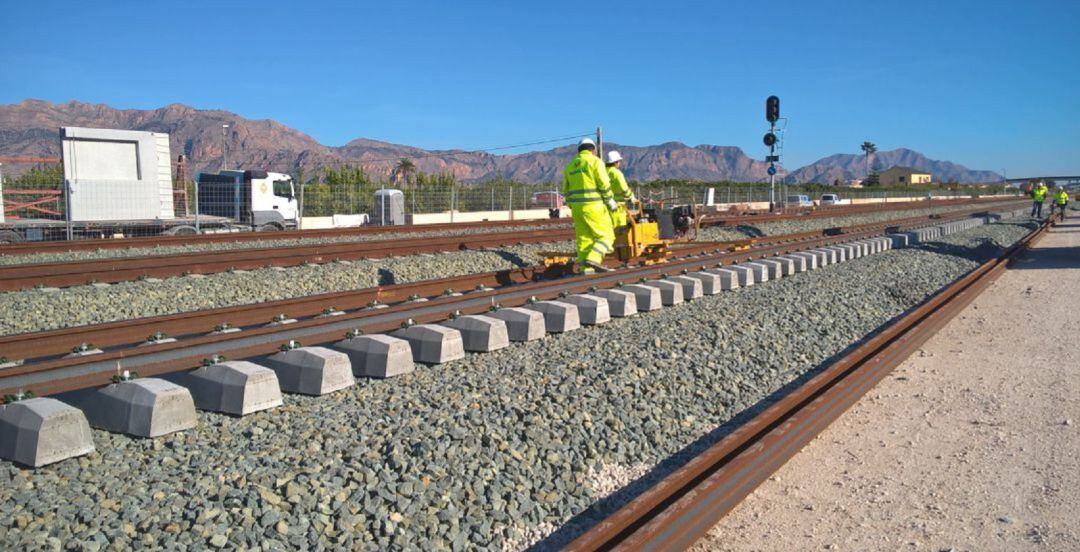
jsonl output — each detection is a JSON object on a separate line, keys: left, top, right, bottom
{"left": 764, "top": 96, "right": 782, "bottom": 212}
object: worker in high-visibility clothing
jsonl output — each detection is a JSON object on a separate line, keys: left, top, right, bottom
{"left": 1031, "top": 181, "right": 1048, "bottom": 218}
{"left": 605, "top": 150, "right": 637, "bottom": 229}
{"left": 563, "top": 138, "right": 616, "bottom": 273}
{"left": 1053, "top": 186, "right": 1069, "bottom": 220}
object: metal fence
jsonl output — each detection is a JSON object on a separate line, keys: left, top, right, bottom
{"left": 0, "top": 157, "right": 1023, "bottom": 243}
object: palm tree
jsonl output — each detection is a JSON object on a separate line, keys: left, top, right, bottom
{"left": 860, "top": 141, "right": 877, "bottom": 177}
{"left": 393, "top": 158, "right": 417, "bottom": 187}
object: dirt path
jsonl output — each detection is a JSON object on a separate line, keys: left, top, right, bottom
{"left": 696, "top": 218, "right": 1080, "bottom": 552}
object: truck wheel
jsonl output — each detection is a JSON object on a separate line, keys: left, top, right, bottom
{"left": 255, "top": 223, "right": 283, "bottom": 232}
{"left": 0, "top": 230, "right": 23, "bottom": 244}
{"left": 162, "top": 226, "right": 198, "bottom": 236}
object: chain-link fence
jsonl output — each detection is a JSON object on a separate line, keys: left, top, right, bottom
{"left": 1, "top": 157, "right": 1024, "bottom": 243}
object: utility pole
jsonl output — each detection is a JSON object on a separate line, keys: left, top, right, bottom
{"left": 221, "top": 124, "right": 229, "bottom": 170}
{"left": 764, "top": 96, "right": 781, "bottom": 212}
{"left": 596, "top": 127, "right": 603, "bottom": 164}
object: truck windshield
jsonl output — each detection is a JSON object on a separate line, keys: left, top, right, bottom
{"left": 272, "top": 180, "right": 293, "bottom": 198}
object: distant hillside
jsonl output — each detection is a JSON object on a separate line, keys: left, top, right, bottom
{"left": 785, "top": 148, "right": 1002, "bottom": 184}
{"left": 0, "top": 100, "right": 1000, "bottom": 184}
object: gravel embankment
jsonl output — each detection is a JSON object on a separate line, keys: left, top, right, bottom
{"left": 0, "top": 220, "right": 1037, "bottom": 551}
{"left": 0, "top": 205, "right": 1020, "bottom": 336}
{"left": 0, "top": 223, "right": 572, "bottom": 267}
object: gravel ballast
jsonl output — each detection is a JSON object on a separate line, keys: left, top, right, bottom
{"left": 0, "top": 201, "right": 1005, "bottom": 267}
{"left": 0, "top": 220, "right": 1036, "bottom": 550}
{"left": 0, "top": 223, "right": 572, "bottom": 267}
{"left": 0, "top": 206, "right": 1020, "bottom": 336}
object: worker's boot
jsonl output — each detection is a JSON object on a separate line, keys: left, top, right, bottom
{"left": 583, "top": 260, "right": 611, "bottom": 273}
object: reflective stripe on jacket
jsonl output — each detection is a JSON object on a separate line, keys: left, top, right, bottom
{"left": 562, "top": 150, "right": 613, "bottom": 205}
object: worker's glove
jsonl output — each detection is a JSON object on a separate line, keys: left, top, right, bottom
{"left": 606, "top": 199, "right": 618, "bottom": 212}
{"left": 626, "top": 196, "right": 637, "bottom": 205}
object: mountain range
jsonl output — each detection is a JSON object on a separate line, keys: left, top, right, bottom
{"left": 0, "top": 100, "right": 1002, "bottom": 184}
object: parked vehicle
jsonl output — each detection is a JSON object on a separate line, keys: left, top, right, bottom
{"left": 820, "top": 193, "right": 841, "bottom": 206}
{"left": 530, "top": 191, "right": 564, "bottom": 209}
{"left": 196, "top": 170, "right": 299, "bottom": 231}
{"left": 0, "top": 127, "right": 299, "bottom": 243}
{"left": 786, "top": 194, "right": 813, "bottom": 208}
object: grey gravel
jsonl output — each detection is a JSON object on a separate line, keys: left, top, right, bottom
{"left": 696, "top": 203, "right": 1010, "bottom": 241}
{"left": 0, "top": 205, "right": 1017, "bottom": 337}
{"left": 0, "top": 220, "right": 1036, "bottom": 550}
{"left": 0, "top": 223, "right": 571, "bottom": 267}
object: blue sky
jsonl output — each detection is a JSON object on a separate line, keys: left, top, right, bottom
{"left": 1, "top": 0, "right": 1077, "bottom": 176}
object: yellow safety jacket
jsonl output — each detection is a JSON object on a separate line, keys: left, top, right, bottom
{"left": 562, "top": 150, "right": 613, "bottom": 206}
{"left": 606, "top": 166, "right": 635, "bottom": 202}
{"left": 1054, "top": 190, "right": 1069, "bottom": 205}
{"left": 1033, "top": 186, "right": 1047, "bottom": 202}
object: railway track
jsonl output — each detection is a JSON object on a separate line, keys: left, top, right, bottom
{"left": 0, "top": 196, "right": 1012, "bottom": 257}
{"left": 0, "top": 198, "right": 1023, "bottom": 291}
{"left": 0, "top": 205, "right": 1020, "bottom": 398}
{"left": 562, "top": 215, "right": 1054, "bottom": 551}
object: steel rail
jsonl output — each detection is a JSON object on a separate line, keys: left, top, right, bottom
{"left": 0, "top": 207, "right": 1015, "bottom": 398}
{"left": 563, "top": 216, "right": 1053, "bottom": 551}
{"left": 0, "top": 199, "right": 1025, "bottom": 291}
{"left": 0, "top": 217, "right": 570, "bottom": 255}
{"left": 0, "top": 207, "right": 1002, "bottom": 364}
{"left": 0, "top": 227, "right": 578, "bottom": 291}
{"left": 0, "top": 197, "right": 1014, "bottom": 257}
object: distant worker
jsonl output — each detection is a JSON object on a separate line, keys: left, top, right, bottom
{"left": 1053, "top": 186, "right": 1069, "bottom": 220}
{"left": 605, "top": 150, "right": 637, "bottom": 229}
{"left": 1030, "top": 181, "right": 1048, "bottom": 218}
{"left": 563, "top": 138, "right": 616, "bottom": 274}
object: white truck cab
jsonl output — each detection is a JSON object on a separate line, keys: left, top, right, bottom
{"left": 197, "top": 170, "right": 299, "bottom": 230}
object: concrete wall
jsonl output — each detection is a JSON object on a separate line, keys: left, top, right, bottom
{"left": 410, "top": 208, "right": 566, "bottom": 225}
{"left": 61, "top": 127, "right": 174, "bottom": 222}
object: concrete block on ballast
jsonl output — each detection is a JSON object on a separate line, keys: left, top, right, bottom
{"left": 79, "top": 378, "right": 197, "bottom": 438}
{"left": 525, "top": 300, "right": 581, "bottom": 333}
{"left": 0, "top": 398, "right": 95, "bottom": 468}
{"left": 756, "top": 259, "right": 785, "bottom": 280}
{"left": 779, "top": 254, "right": 807, "bottom": 273}
{"left": 333, "top": 334, "right": 415, "bottom": 378}
{"left": 685, "top": 271, "right": 723, "bottom": 295}
{"left": 182, "top": 361, "right": 283, "bottom": 416}
{"left": 487, "top": 307, "right": 547, "bottom": 341}
{"left": 790, "top": 251, "right": 819, "bottom": 270}
{"left": 727, "top": 264, "right": 755, "bottom": 287}
{"left": 560, "top": 294, "right": 611, "bottom": 325}
{"left": 263, "top": 346, "right": 356, "bottom": 395}
{"left": 805, "top": 249, "right": 830, "bottom": 267}
{"left": 442, "top": 315, "right": 510, "bottom": 352}
{"left": 769, "top": 256, "right": 797, "bottom": 276}
{"left": 392, "top": 324, "right": 466, "bottom": 363}
{"left": 813, "top": 248, "right": 837, "bottom": 265}
{"left": 641, "top": 279, "right": 685, "bottom": 306}
{"left": 742, "top": 262, "right": 770, "bottom": 283}
{"left": 822, "top": 246, "right": 847, "bottom": 262}
{"left": 592, "top": 288, "right": 638, "bottom": 316}
{"left": 707, "top": 268, "right": 741, "bottom": 290}
{"left": 621, "top": 284, "right": 664, "bottom": 311}
{"left": 667, "top": 275, "right": 704, "bottom": 300}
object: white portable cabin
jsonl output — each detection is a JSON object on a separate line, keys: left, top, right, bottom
{"left": 60, "top": 127, "right": 175, "bottom": 222}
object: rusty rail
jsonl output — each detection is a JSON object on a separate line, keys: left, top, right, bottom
{"left": 0, "top": 199, "right": 1025, "bottom": 291}
{"left": 0, "top": 207, "right": 1014, "bottom": 398}
{"left": 0, "top": 197, "right": 1014, "bottom": 256}
{"left": 563, "top": 216, "right": 1052, "bottom": 551}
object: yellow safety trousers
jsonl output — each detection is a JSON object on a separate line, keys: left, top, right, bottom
{"left": 610, "top": 204, "right": 629, "bottom": 228}
{"left": 571, "top": 202, "right": 615, "bottom": 266}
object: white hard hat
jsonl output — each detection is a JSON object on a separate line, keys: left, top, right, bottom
{"left": 579, "top": 137, "right": 595, "bottom": 147}
{"left": 606, "top": 151, "right": 622, "bottom": 164}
